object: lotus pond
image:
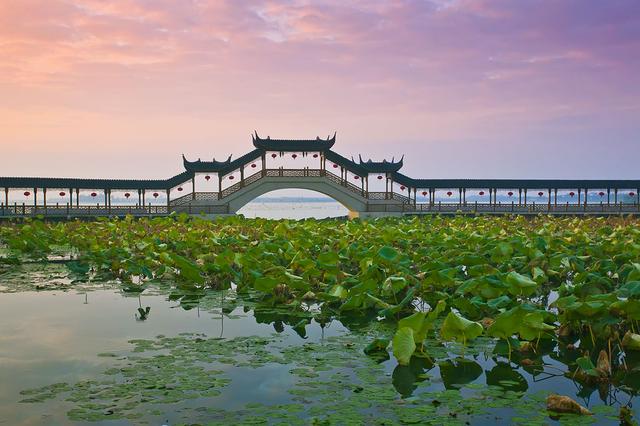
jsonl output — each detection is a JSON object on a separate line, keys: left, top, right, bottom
{"left": 1, "top": 215, "right": 640, "bottom": 425}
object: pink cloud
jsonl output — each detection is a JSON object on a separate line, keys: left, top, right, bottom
{"left": 0, "top": 0, "right": 639, "bottom": 179}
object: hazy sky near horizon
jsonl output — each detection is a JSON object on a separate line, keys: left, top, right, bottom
{"left": 1, "top": 0, "right": 639, "bottom": 180}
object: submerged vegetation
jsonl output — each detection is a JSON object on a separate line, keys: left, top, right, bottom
{"left": 2, "top": 214, "right": 640, "bottom": 423}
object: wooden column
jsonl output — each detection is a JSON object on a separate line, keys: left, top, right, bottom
{"left": 614, "top": 188, "right": 618, "bottom": 204}
{"left": 577, "top": 189, "right": 581, "bottom": 205}
{"left": 76, "top": 188, "right": 80, "bottom": 207}
{"left": 192, "top": 177, "right": 196, "bottom": 199}
{"left": 142, "top": 189, "right": 145, "bottom": 206}
{"left": 518, "top": 189, "right": 522, "bottom": 205}
{"left": 166, "top": 189, "right": 171, "bottom": 208}
{"left": 69, "top": 188, "right": 73, "bottom": 207}
{"left": 554, "top": 189, "right": 558, "bottom": 206}
{"left": 104, "top": 190, "right": 108, "bottom": 207}
{"left": 586, "top": 189, "right": 591, "bottom": 205}
{"left": 524, "top": 189, "right": 527, "bottom": 206}
{"left": 547, "top": 189, "right": 551, "bottom": 209}
{"left": 218, "top": 174, "right": 222, "bottom": 195}
{"left": 458, "top": 188, "right": 462, "bottom": 205}
{"left": 43, "top": 188, "right": 47, "bottom": 210}
{"left": 4, "top": 187, "right": 8, "bottom": 207}
{"left": 385, "top": 174, "right": 389, "bottom": 199}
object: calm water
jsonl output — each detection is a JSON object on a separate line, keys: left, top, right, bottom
{"left": 0, "top": 263, "right": 636, "bottom": 425}
{"left": 238, "top": 201, "right": 347, "bottom": 219}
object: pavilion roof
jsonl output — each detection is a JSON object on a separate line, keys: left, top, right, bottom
{"left": 252, "top": 131, "right": 336, "bottom": 151}
{"left": 182, "top": 149, "right": 262, "bottom": 175}
{"left": 358, "top": 155, "right": 404, "bottom": 173}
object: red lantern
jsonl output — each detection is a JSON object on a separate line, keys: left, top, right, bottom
{"left": 153, "top": 193, "right": 159, "bottom": 198}
{"left": 91, "top": 192, "right": 97, "bottom": 197}
{"left": 354, "top": 175, "right": 359, "bottom": 180}
{"left": 24, "top": 191, "right": 30, "bottom": 197}
{"left": 569, "top": 192, "right": 575, "bottom": 197}
{"left": 479, "top": 191, "right": 485, "bottom": 196}
{"left": 333, "top": 164, "right": 339, "bottom": 168}
{"left": 377, "top": 175, "right": 383, "bottom": 180}
{"left": 292, "top": 154, "right": 297, "bottom": 159}
{"left": 422, "top": 191, "right": 428, "bottom": 196}
{"left": 59, "top": 192, "right": 66, "bottom": 197}
{"left": 313, "top": 154, "right": 319, "bottom": 158}
{"left": 271, "top": 153, "right": 277, "bottom": 158}
{"left": 599, "top": 191, "right": 605, "bottom": 197}
{"left": 507, "top": 191, "right": 513, "bottom": 197}
{"left": 447, "top": 191, "right": 453, "bottom": 197}
{"left": 229, "top": 175, "right": 235, "bottom": 180}
{"left": 629, "top": 192, "right": 636, "bottom": 197}
{"left": 178, "top": 187, "right": 183, "bottom": 192}
{"left": 400, "top": 185, "right": 406, "bottom": 190}
{"left": 205, "top": 175, "right": 211, "bottom": 181}
{"left": 251, "top": 163, "right": 257, "bottom": 168}
{"left": 538, "top": 192, "right": 544, "bottom": 197}
{"left": 124, "top": 193, "right": 130, "bottom": 198}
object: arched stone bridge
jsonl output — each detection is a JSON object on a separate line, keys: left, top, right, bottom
{"left": 1, "top": 132, "right": 640, "bottom": 218}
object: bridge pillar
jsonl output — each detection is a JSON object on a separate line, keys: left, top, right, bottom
{"left": 584, "top": 188, "right": 588, "bottom": 207}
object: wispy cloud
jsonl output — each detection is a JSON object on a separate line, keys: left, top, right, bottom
{"left": 1, "top": 0, "right": 639, "bottom": 178}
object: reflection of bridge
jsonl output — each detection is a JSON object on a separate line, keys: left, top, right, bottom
{"left": 1, "top": 133, "right": 639, "bottom": 219}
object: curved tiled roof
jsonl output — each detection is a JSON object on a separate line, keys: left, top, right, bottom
{"left": 358, "top": 155, "right": 404, "bottom": 173}
{"left": 252, "top": 131, "right": 336, "bottom": 151}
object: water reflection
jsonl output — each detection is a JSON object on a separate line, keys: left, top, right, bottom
{"left": 392, "top": 357, "right": 434, "bottom": 397}
{"left": 0, "top": 277, "right": 639, "bottom": 425}
{"left": 485, "top": 362, "right": 528, "bottom": 393}
{"left": 439, "top": 358, "right": 483, "bottom": 390}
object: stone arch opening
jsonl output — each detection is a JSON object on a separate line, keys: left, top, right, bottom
{"left": 236, "top": 189, "right": 348, "bottom": 219}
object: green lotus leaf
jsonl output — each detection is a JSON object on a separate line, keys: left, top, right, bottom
{"left": 254, "top": 276, "right": 278, "bottom": 293}
{"left": 377, "top": 246, "right": 399, "bottom": 262}
{"left": 170, "top": 254, "right": 204, "bottom": 284}
{"left": 505, "top": 271, "right": 537, "bottom": 297}
{"left": 392, "top": 327, "right": 416, "bottom": 366}
{"left": 622, "top": 331, "right": 640, "bottom": 351}
{"left": 440, "top": 311, "right": 483, "bottom": 344}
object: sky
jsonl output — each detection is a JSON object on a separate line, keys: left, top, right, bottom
{"left": 1, "top": 0, "right": 639, "bottom": 180}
